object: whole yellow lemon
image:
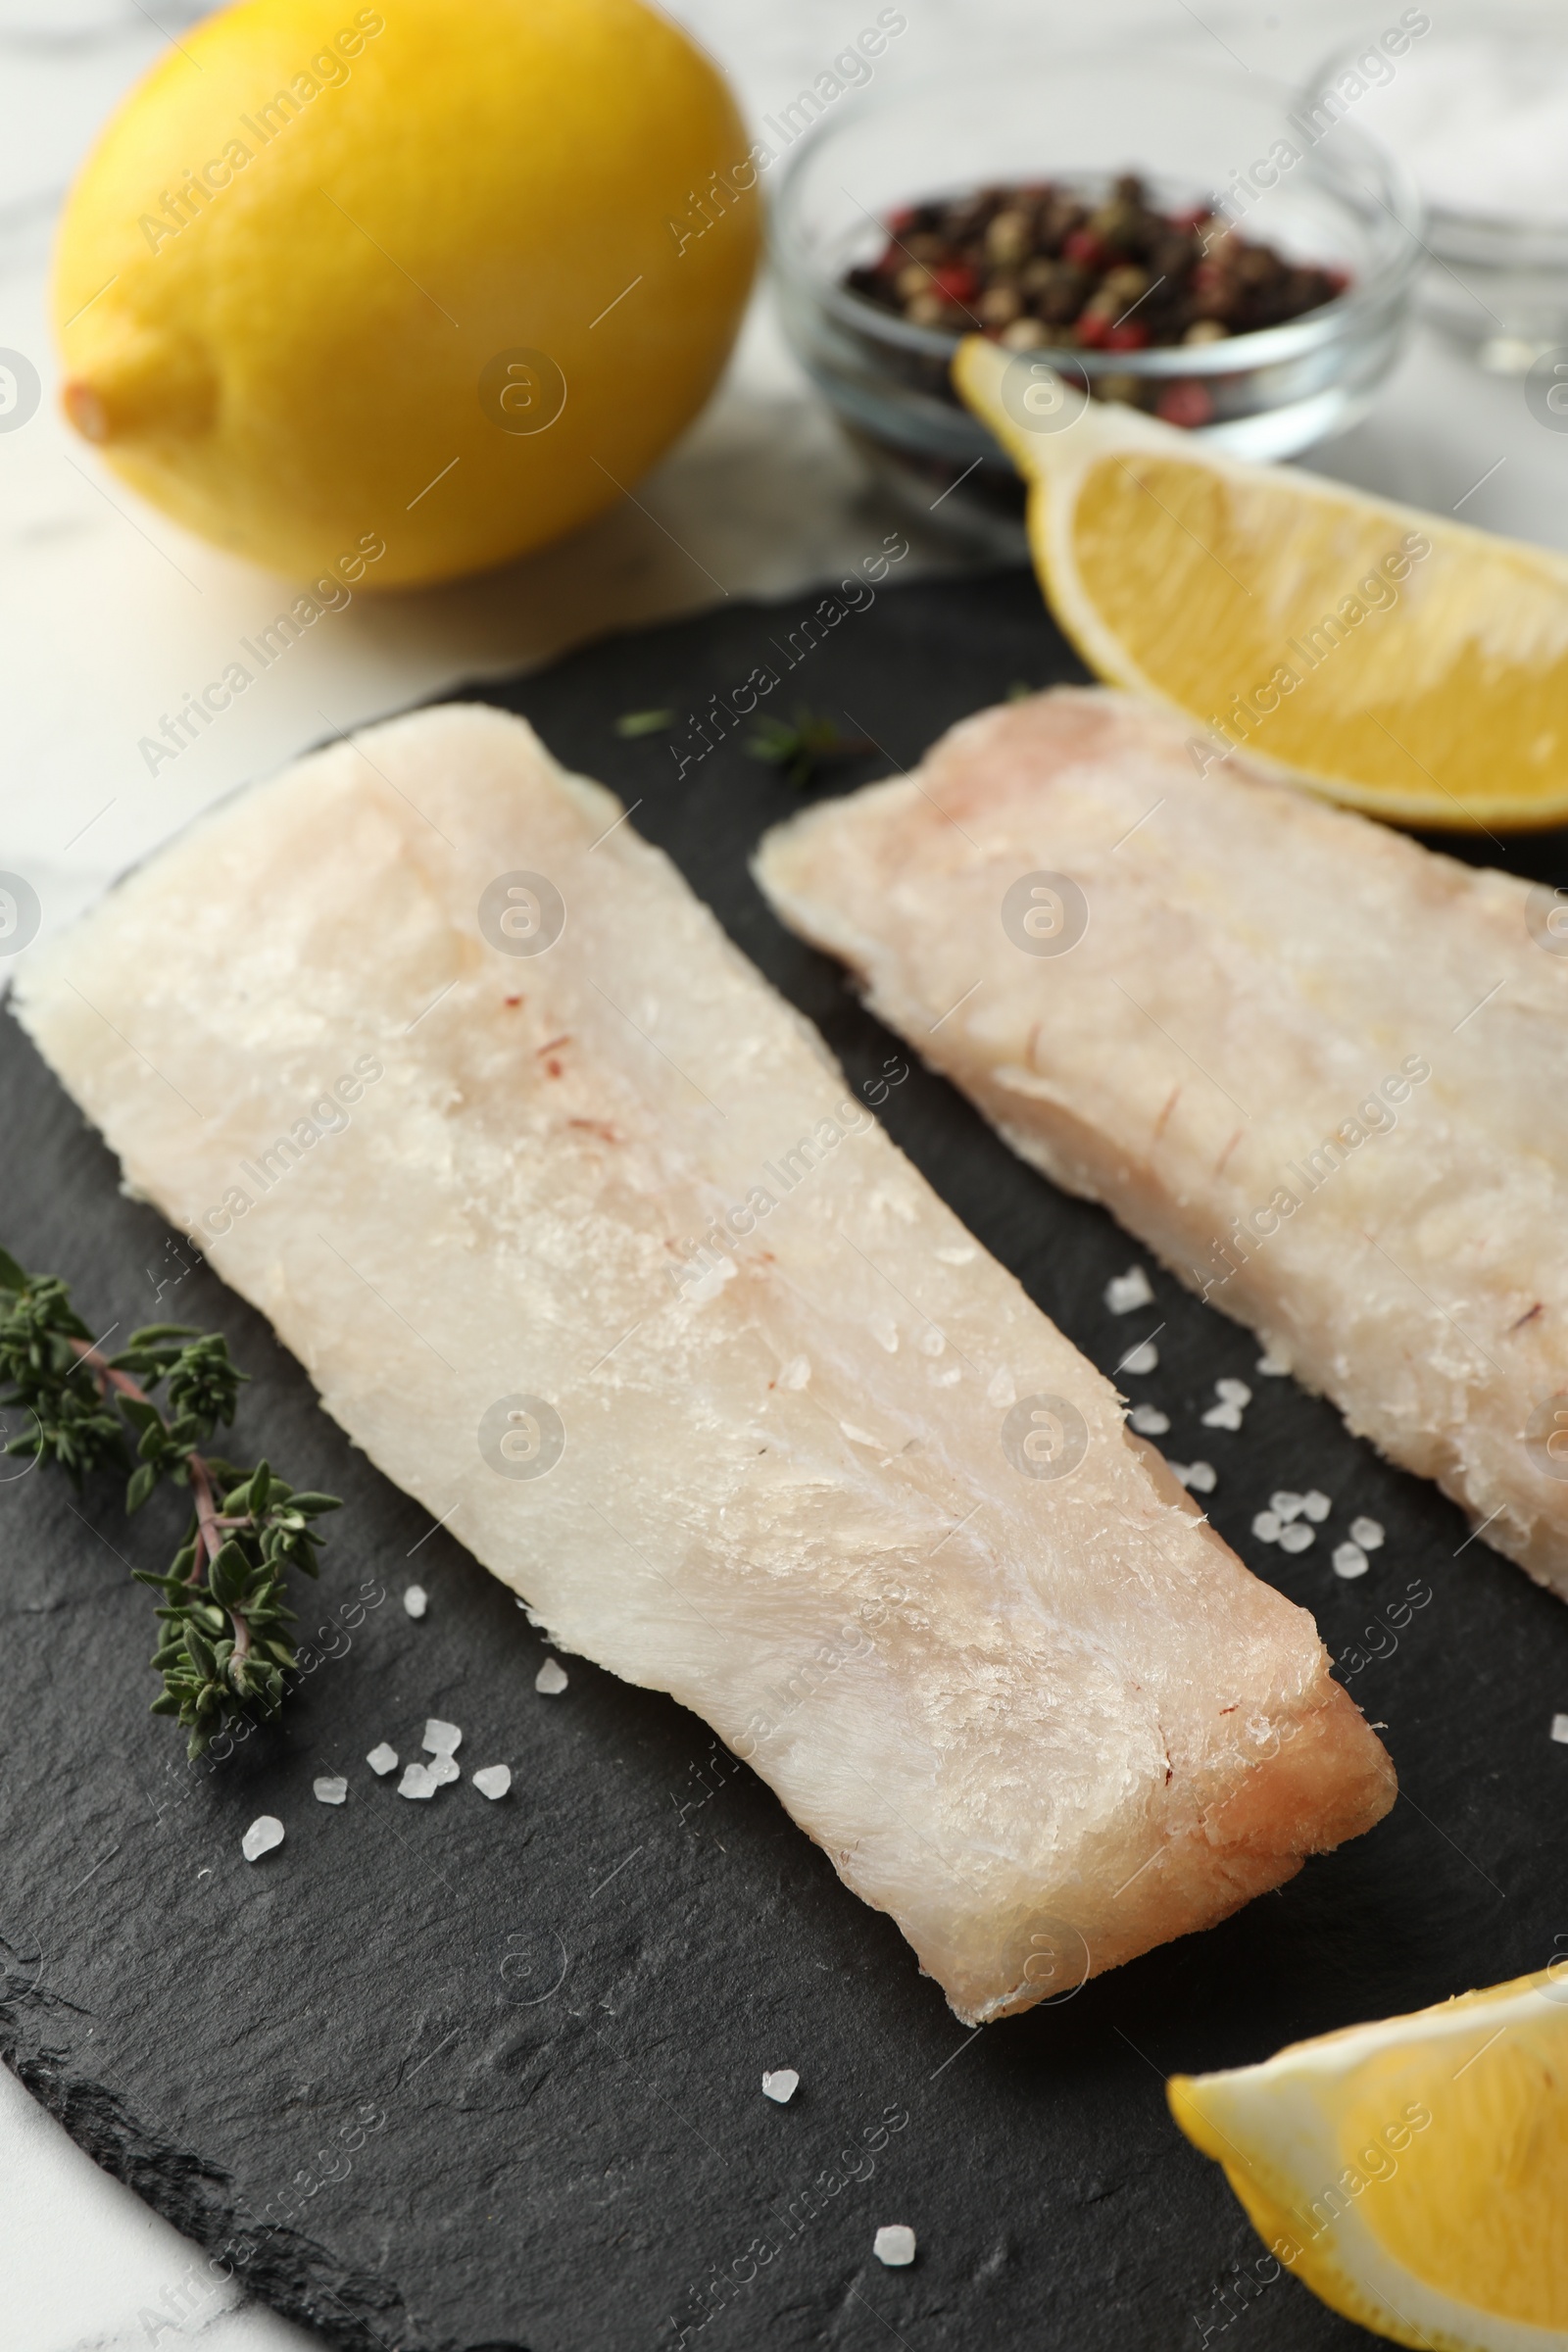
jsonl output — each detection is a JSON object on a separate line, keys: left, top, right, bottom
{"left": 54, "top": 0, "right": 759, "bottom": 586}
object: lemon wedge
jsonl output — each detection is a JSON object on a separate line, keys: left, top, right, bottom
{"left": 1169, "top": 1965, "right": 1568, "bottom": 2349}
{"left": 954, "top": 334, "right": 1568, "bottom": 830}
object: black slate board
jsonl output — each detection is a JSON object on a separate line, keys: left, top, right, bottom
{"left": 6, "top": 567, "right": 1568, "bottom": 2352}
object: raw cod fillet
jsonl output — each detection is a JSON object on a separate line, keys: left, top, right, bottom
{"left": 756, "top": 686, "right": 1568, "bottom": 1599}
{"left": 14, "top": 703, "right": 1393, "bottom": 2023}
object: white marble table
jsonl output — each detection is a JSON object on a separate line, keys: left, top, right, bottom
{"left": 3, "top": 1, "right": 1566, "bottom": 2343}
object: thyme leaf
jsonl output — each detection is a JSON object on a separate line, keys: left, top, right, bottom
{"left": 744, "top": 706, "right": 873, "bottom": 790}
{"left": 1, "top": 1253, "right": 339, "bottom": 1758}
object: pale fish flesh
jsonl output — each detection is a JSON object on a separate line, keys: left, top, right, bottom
{"left": 14, "top": 703, "right": 1395, "bottom": 2022}
{"left": 756, "top": 686, "right": 1568, "bottom": 1597}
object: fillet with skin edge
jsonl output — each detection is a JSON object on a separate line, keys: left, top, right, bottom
{"left": 754, "top": 686, "right": 1568, "bottom": 1601}
{"left": 13, "top": 704, "right": 1394, "bottom": 2024}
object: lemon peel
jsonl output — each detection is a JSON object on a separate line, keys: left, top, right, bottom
{"left": 54, "top": 0, "right": 759, "bottom": 586}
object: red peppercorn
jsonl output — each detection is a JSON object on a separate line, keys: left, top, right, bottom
{"left": 1074, "top": 312, "right": 1110, "bottom": 348}
{"left": 1062, "top": 227, "right": 1106, "bottom": 269}
{"left": 887, "top": 205, "right": 919, "bottom": 235}
{"left": 931, "top": 263, "right": 979, "bottom": 304}
{"left": 1103, "top": 321, "right": 1151, "bottom": 351}
{"left": 1155, "top": 380, "right": 1214, "bottom": 428}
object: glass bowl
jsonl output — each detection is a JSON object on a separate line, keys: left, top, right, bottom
{"left": 771, "top": 52, "right": 1423, "bottom": 545}
{"left": 1314, "top": 12, "right": 1568, "bottom": 372}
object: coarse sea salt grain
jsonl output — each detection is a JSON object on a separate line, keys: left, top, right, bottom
{"left": 313, "top": 1777, "right": 347, "bottom": 1806}
{"left": 422, "top": 1718, "right": 462, "bottom": 1756}
{"left": 1120, "top": 1340, "right": 1159, "bottom": 1375}
{"left": 1171, "top": 1461, "right": 1216, "bottom": 1494}
{"left": 367, "top": 1742, "right": 398, "bottom": 1776}
{"left": 427, "top": 1754, "right": 461, "bottom": 1787}
{"left": 1200, "top": 1401, "right": 1243, "bottom": 1431}
{"left": 1350, "top": 1516, "right": 1386, "bottom": 1551}
{"left": 472, "top": 1764, "right": 512, "bottom": 1799}
{"left": 398, "top": 1762, "right": 437, "bottom": 1800}
{"left": 242, "top": 1816, "right": 284, "bottom": 1862}
{"left": 1551, "top": 1714, "right": 1568, "bottom": 1744}
{"left": 1251, "top": 1510, "right": 1282, "bottom": 1544}
{"left": 762, "top": 2069, "right": 800, "bottom": 2104}
{"left": 1128, "top": 1403, "right": 1170, "bottom": 1436}
{"left": 1105, "top": 1266, "right": 1153, "bottom": 1315}
{"left": 1333, "top": 1542, "right": 1369, "bottom": 1580}
{"left": 1301, "top": 1491, "right": 1332, "bottom": 1523}
{"left": 1278, "top": 1522, "right": 1315, "bottom": 1555}
{"left": 1270, "top": 1492, "right": 1305, "bottom": 1522}
{"left": 536, "top": 1658, "right": 568, "bottom": 1695}
{"left": 403, "top": 1584, "right": 428, "bottom": 1619}
{"left": 1255, "top": 1348, "right": 1291, "bottom": 1376}
{"left": 1215, "top": 1379, "right": 1251, "bottom": 1408}
{"left": 874, "top": 2225, "right": 916, "bottom": 2268}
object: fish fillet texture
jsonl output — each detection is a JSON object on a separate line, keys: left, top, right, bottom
{"left": 756, "top": 686, "right": 1568, "bottom": 1600}
{"left": 14, "top": 703, "right": 1393, "bottom": 2024}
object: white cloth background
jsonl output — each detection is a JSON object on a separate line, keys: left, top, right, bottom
{"left": 2, "top": 0, "right": 1564, "bottom": 2342}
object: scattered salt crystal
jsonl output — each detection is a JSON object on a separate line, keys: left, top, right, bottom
{"left": 987, "top": 1368, "right": 1016, "bottom": 1409}
{"left": 404, "top": 1584, "right": 428, "bottom": 1619}
{"left": 874, "top": 2225, "right": 916, "bottom": 2268}
{"left": 1169, "top": 1461, "right": 1216, "bottom": 1494}
{"left": 1215, "top": 1379, "right": 1252, "bottom": 1408}
{"left": 472, "top": 1764, "right": 512, "bottom": 1799}
{"left": 241, "top": 1816, "right": 284, "bottom": 1862}
{"left": 1128, "top": 1403, "right": 1170, "bottom": 1435}
{"left": 427, "top": 1754, "right": 461, "bottom": 1787}
{"left": 1105, "top": 1267, "right": 1154, "bottom": 1314}
{"left": 1333, "top": 1542, "right": 1369, "bottom": 1580}
{"left": 869, "top": 1310, "right": 899, "bottom": 1353}
{"left": 1301, "top": 1490, "right": 1332, "bottom": 1523}
{"left": 1251, "top": 1510, "right": 1282, "bottom": 1544}
{"left": 313, "top": 1777, "right": 347, "bottom": 1806}
{"left": 840, "top": 1422, "right": 880, "bottom": 1446}
{"left": 1120, "top": 1340, "right": 1159, "bottom": 1375}
{"left": 536, "top": 1658, "right": 568, "bottom": 1695}
{"left": 779, "top": 1355, "right": 811, "bottom": 1390}
{"left": 398, "top": 1762, "right": 437, "bottom": 1800}
{"left": 422, "top": 1718, "right": 463, "bottom": 1756}
{"left": 1270, "top": 1492, "right": 1306, "bottom": 1522}
{"left": 1255, "top": 1348, "right": 1291, "bottom": 1376}
{"left": 934, "top": 1245, "right": 975, "bottom": 1265}
{"left": 1551, "top": 1714, "right": 1568, "bottom": 1744}
{"left": 1350, "top": 1516, "right": 1386, "bottom": 1551}
{"left": 919, "top": 1327, "right": 946, "bottom": 1358}
{"left": 1200, "top": 1401, "right": 1243, "bottom": 1431}
{"left": 1278, "top": 1522, "right": 1315, "bottom": 1554}
{"left": 762, "top": 2068, "right": 799, "bottom": 2104}
{"left": 367, "top": 1742, "right": 399, "bottom": 1776}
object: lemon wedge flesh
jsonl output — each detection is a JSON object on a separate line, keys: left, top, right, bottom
{"left": 1169, "top": 1965, "right": 1568, "bottom": 2349}
{"left": 955, "top": 333, "right": 1568, "bottom": 830}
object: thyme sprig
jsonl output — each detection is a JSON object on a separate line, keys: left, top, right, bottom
{"left": 744, "top": 705, "right": 873, "bottom": 790}
{"left": 0, "top": 1248, "right": 339, "bottom": 1756}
